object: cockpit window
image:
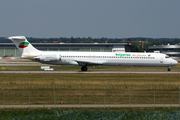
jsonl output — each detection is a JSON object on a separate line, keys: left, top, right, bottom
{"left": 165, "top": 55, "right": 169, "bottom": 58}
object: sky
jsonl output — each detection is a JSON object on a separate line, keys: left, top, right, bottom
{"left": 1, "top": 0, "right": 180, "bottom": 38}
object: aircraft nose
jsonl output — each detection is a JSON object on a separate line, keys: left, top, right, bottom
{"left": 172, "top": 59, "right": 178, "bottom": 66}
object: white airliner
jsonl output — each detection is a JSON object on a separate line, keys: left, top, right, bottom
{"left": 7, "top": 36, "right": 178, "bottom": 71}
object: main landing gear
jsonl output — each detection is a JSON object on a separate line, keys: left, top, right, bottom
{"left": 167, "top": 66, "right": 171, "bottom": 71}
{"left": 81, "top": 66, "right": 88, "bottom": 71}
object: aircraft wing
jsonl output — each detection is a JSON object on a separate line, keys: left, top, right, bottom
{"left": 74, "top": 60, "right": 103, "bottom": 66}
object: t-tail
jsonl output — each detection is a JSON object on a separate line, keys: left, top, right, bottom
{"left": 7, "top": 36, "right": 41, "bottom": 59}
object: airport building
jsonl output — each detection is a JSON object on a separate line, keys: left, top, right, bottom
{"left": 148, "top": 44, "right": 180, "bottom": 59}
{"left": 0, "top": 43, "right": 131, "bottom": 58}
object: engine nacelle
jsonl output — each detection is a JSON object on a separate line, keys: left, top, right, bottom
{"left": 34, "top": 54, "right": 61, "bottom": 62}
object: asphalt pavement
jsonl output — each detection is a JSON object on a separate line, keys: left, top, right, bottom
{"left": 0, "top": 71, "right": 180, "bottom": 74}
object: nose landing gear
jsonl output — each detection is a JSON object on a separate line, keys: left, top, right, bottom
{"left": 167, "top": 66, "right": 171, "bottom": 71}
{"left": 81, "top": 66, "right": 88, "bottom": 71}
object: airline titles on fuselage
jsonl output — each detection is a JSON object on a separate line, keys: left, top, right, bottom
{"left": 61, "top": 53, "right": 155, "bottom": 59}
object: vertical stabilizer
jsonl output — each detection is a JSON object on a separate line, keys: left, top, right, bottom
{"left": 7, "top": 36, "right": 40, "bottom": 55}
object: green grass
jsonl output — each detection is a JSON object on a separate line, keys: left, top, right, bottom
{"left": 1, "top": 108, "right": 180, "bottom": 120}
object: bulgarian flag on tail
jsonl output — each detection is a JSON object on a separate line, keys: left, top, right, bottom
{"left": 19, "top": 42, "right": 29, "bottom": 48}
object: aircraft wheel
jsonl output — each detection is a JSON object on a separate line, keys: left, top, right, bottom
{"left": 167, "top": 67, "right": 171, "bottom": 71}
{"left": 81, "top": 66, "right": 88, "bottom": 71}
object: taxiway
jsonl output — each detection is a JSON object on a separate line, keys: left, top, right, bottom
{"left": 0, "top": 71, "right": 180, "bottom": 74}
